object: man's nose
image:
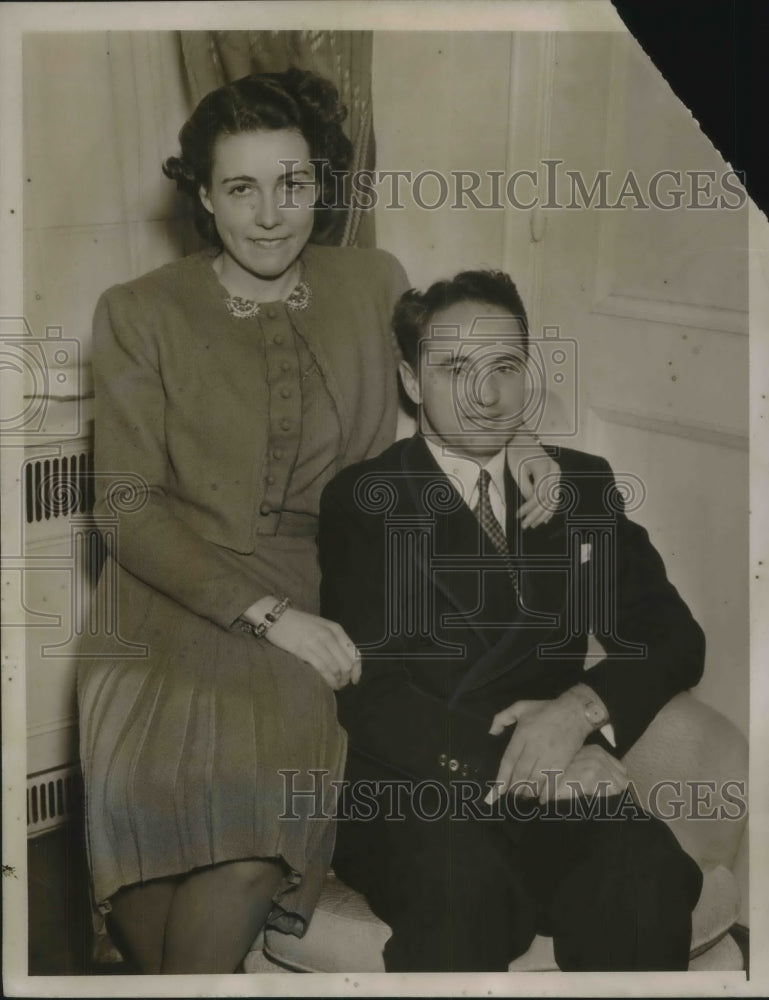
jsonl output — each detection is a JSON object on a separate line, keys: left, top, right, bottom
{"left": 471, "top": 371, "right": 502, "bottom": 408}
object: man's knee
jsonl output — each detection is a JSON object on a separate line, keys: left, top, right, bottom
{"left": 551, "top": 814, "right": 703, "bottom": 970}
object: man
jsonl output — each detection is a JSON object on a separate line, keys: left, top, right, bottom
{"left": 318, "top": 270, "right": 704, "bottom": 972}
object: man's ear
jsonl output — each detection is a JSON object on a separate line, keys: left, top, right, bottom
{"left": 398, "top": 359, "right": 421, "bottom": 407}
{"left": 199, "top": 185, "right": 214, "bottom": 215}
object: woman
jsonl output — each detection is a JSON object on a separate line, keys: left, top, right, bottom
{"left": 78, "top": 68, "right": 556, "bottom": 974}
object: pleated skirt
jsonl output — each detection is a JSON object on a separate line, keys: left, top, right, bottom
{"left": 77, "top": 534, "right": 346, "bottom": 937}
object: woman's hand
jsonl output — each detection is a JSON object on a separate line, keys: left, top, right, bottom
{"left": 255, "top": 603, "right": 361, "bottom": 690}
{"left": 506, "top": 427, "right": 561, "bottom": 529}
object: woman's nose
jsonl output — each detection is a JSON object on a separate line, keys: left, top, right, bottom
{"left": 254, "top": 192, "right": 282, "bottom": 229}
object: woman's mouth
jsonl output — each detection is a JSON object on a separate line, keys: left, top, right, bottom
{"left": 249, "top": 237, "right": 290, "bottom": 250}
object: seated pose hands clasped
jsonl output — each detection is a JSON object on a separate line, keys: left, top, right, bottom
{"left": 319, "top": 270, "right": 705, "bottom": 973}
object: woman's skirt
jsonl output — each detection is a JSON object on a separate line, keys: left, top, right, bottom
{"left": 77, "top": 535, "right": 346, "bottom": 937}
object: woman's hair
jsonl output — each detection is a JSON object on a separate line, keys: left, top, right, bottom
{"left": 163, "top": 67, "right": 353, "bottom": 245}
{"left": 393, "top": 270, "right": 530, "bottom": 370}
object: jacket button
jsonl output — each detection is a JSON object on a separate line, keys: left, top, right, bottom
{"left": 273, "top": 334, "right": 284, "bottom": 345}
{"left": 281, "top": 362, "right": 291, "bottom": 372}
{"left": 265, "top": 474, "right": 276, "bottom": 485}
{"left": 280, "top": 387, "right": 291, "bottom": 399}
{"left": 272, "top": 448, "right": 284, "bottom": 459}
{"left": 266, "top": 308, "right": 277, "bottom": 319}
{"left": 448, "top": 759, "right": 459, "bottom": 772}
{"left": 438, "top": 754, "right": 448, "bottom": 767}
{"left": 259, "top": 502, "right": 271, "bottom": 515}
{"left": 280, "top": 418, "right": 291, "bottom": 431}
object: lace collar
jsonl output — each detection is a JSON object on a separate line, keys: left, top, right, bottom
{"left": 224, "top": 278, "right": 312, "bottom": 319}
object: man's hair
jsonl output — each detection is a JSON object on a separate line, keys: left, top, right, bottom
{"left": 393, "top": 270, "right": 530, "bottom": 370}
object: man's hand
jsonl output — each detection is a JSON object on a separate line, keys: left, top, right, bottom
{"left": 541, "top": 744, "right": 629, "bottom": 804}
{"left": 486, "top": 691, "right": 593, "bottom": 803}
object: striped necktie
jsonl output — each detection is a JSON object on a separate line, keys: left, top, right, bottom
{"left": 474, "top": 468, "right": 519, "bottom": 596}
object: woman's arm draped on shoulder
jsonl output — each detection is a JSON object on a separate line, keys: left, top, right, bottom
{"left": 92, "top": 285, "right": 270, "bottom": 629}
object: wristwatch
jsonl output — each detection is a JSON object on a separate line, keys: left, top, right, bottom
{"left": 571, "top": 683, "right": 610, "bottom": 730}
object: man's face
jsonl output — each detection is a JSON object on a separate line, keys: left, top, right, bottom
{"left": 400, "top": 299, "right": 529, "bottom": 460}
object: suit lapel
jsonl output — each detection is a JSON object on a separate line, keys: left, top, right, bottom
{"left": 397, "top": 436, "right": 576, "bottom": 701}
{"left": 449, "top": 462, "right": 573, "bottom": 702}
{"left": 401, "top": 437, "right": 497, "bottom": 650}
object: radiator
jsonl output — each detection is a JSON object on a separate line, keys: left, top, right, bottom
{"left": 26, "top": 764, "right": 82, "bottom": 838}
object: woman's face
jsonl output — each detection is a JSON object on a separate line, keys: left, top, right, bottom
{"left": 199, "top": 128, "right": 317, "bottom": 283}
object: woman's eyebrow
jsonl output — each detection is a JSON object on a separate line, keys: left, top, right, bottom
{"left": 220, "top": 166, "right": 315, "bottom": 184}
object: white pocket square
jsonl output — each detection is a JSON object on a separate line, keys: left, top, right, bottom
{"left": 580, "top": 543, "right": 592, "bottom": 564}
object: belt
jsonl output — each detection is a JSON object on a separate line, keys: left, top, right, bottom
{"left": 255, "top": 509, "right": 318, "bottom": 537}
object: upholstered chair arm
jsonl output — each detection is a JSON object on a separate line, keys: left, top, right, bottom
{"left": 622, "top": 692, "right": 748, "bottom": 873}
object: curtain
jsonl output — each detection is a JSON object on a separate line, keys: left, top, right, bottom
{"left": 179, "top": 30, "right": 376, "bottom": 248}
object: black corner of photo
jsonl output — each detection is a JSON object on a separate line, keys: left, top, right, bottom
{"left": 611, "top": 0, "right": 769, "bottom": 219}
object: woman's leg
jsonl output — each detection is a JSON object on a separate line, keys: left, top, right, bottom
{"left": 160, "top": 859, "right": 286, "bottom": 974}
{"left": 107, "top": 877, "right": 178, "bottom": 973}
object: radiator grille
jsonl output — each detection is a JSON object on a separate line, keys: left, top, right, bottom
{"left": 27, "top": 765, "right": 82, "bottom": 837}
{"left": 23, "top": 451, "right": 94, "bottom": 523}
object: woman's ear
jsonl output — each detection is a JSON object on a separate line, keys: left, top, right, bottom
{"left": 199, "top": 186, "right": 214, "bottom": 215}
{"left": 398, "top": 360, "right": 421, "bottom": 407}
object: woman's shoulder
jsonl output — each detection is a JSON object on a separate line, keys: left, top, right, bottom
{"left": 303, "top": 243, "right": 408, "bottom": 289}
{"left": 99, "top": 251, "right": 215, "bottom": 309}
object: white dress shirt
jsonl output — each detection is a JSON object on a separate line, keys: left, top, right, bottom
{"left": 424, "top": 439, "right": 509, "bottom": 527}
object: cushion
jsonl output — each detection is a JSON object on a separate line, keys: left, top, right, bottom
{"left": 256, "top": 863, "right": 740, "bottom": 973}
{"left": 260, "top": 871, "right": 391, "bottom": 973}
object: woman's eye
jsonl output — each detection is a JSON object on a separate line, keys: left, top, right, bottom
{"left": 229, "top": 185, "right": 252, "bottom": 196}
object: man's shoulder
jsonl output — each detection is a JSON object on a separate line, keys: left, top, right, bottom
{"left": 322, "top": 438, "right": 411, "bottom": 506}
{"left": 546, "top": 444, "right": 612, "bottom": 476}
{"left": 543, "top": 445, "right": 636, "bottom": 517}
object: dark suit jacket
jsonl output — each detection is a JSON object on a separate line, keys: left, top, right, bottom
{"left": 318, "top": 435, "right": 705, "bottom": 786}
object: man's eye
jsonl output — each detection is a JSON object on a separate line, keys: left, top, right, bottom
{"left": 497, "top": 362, "right": 523, "bottom": 374}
